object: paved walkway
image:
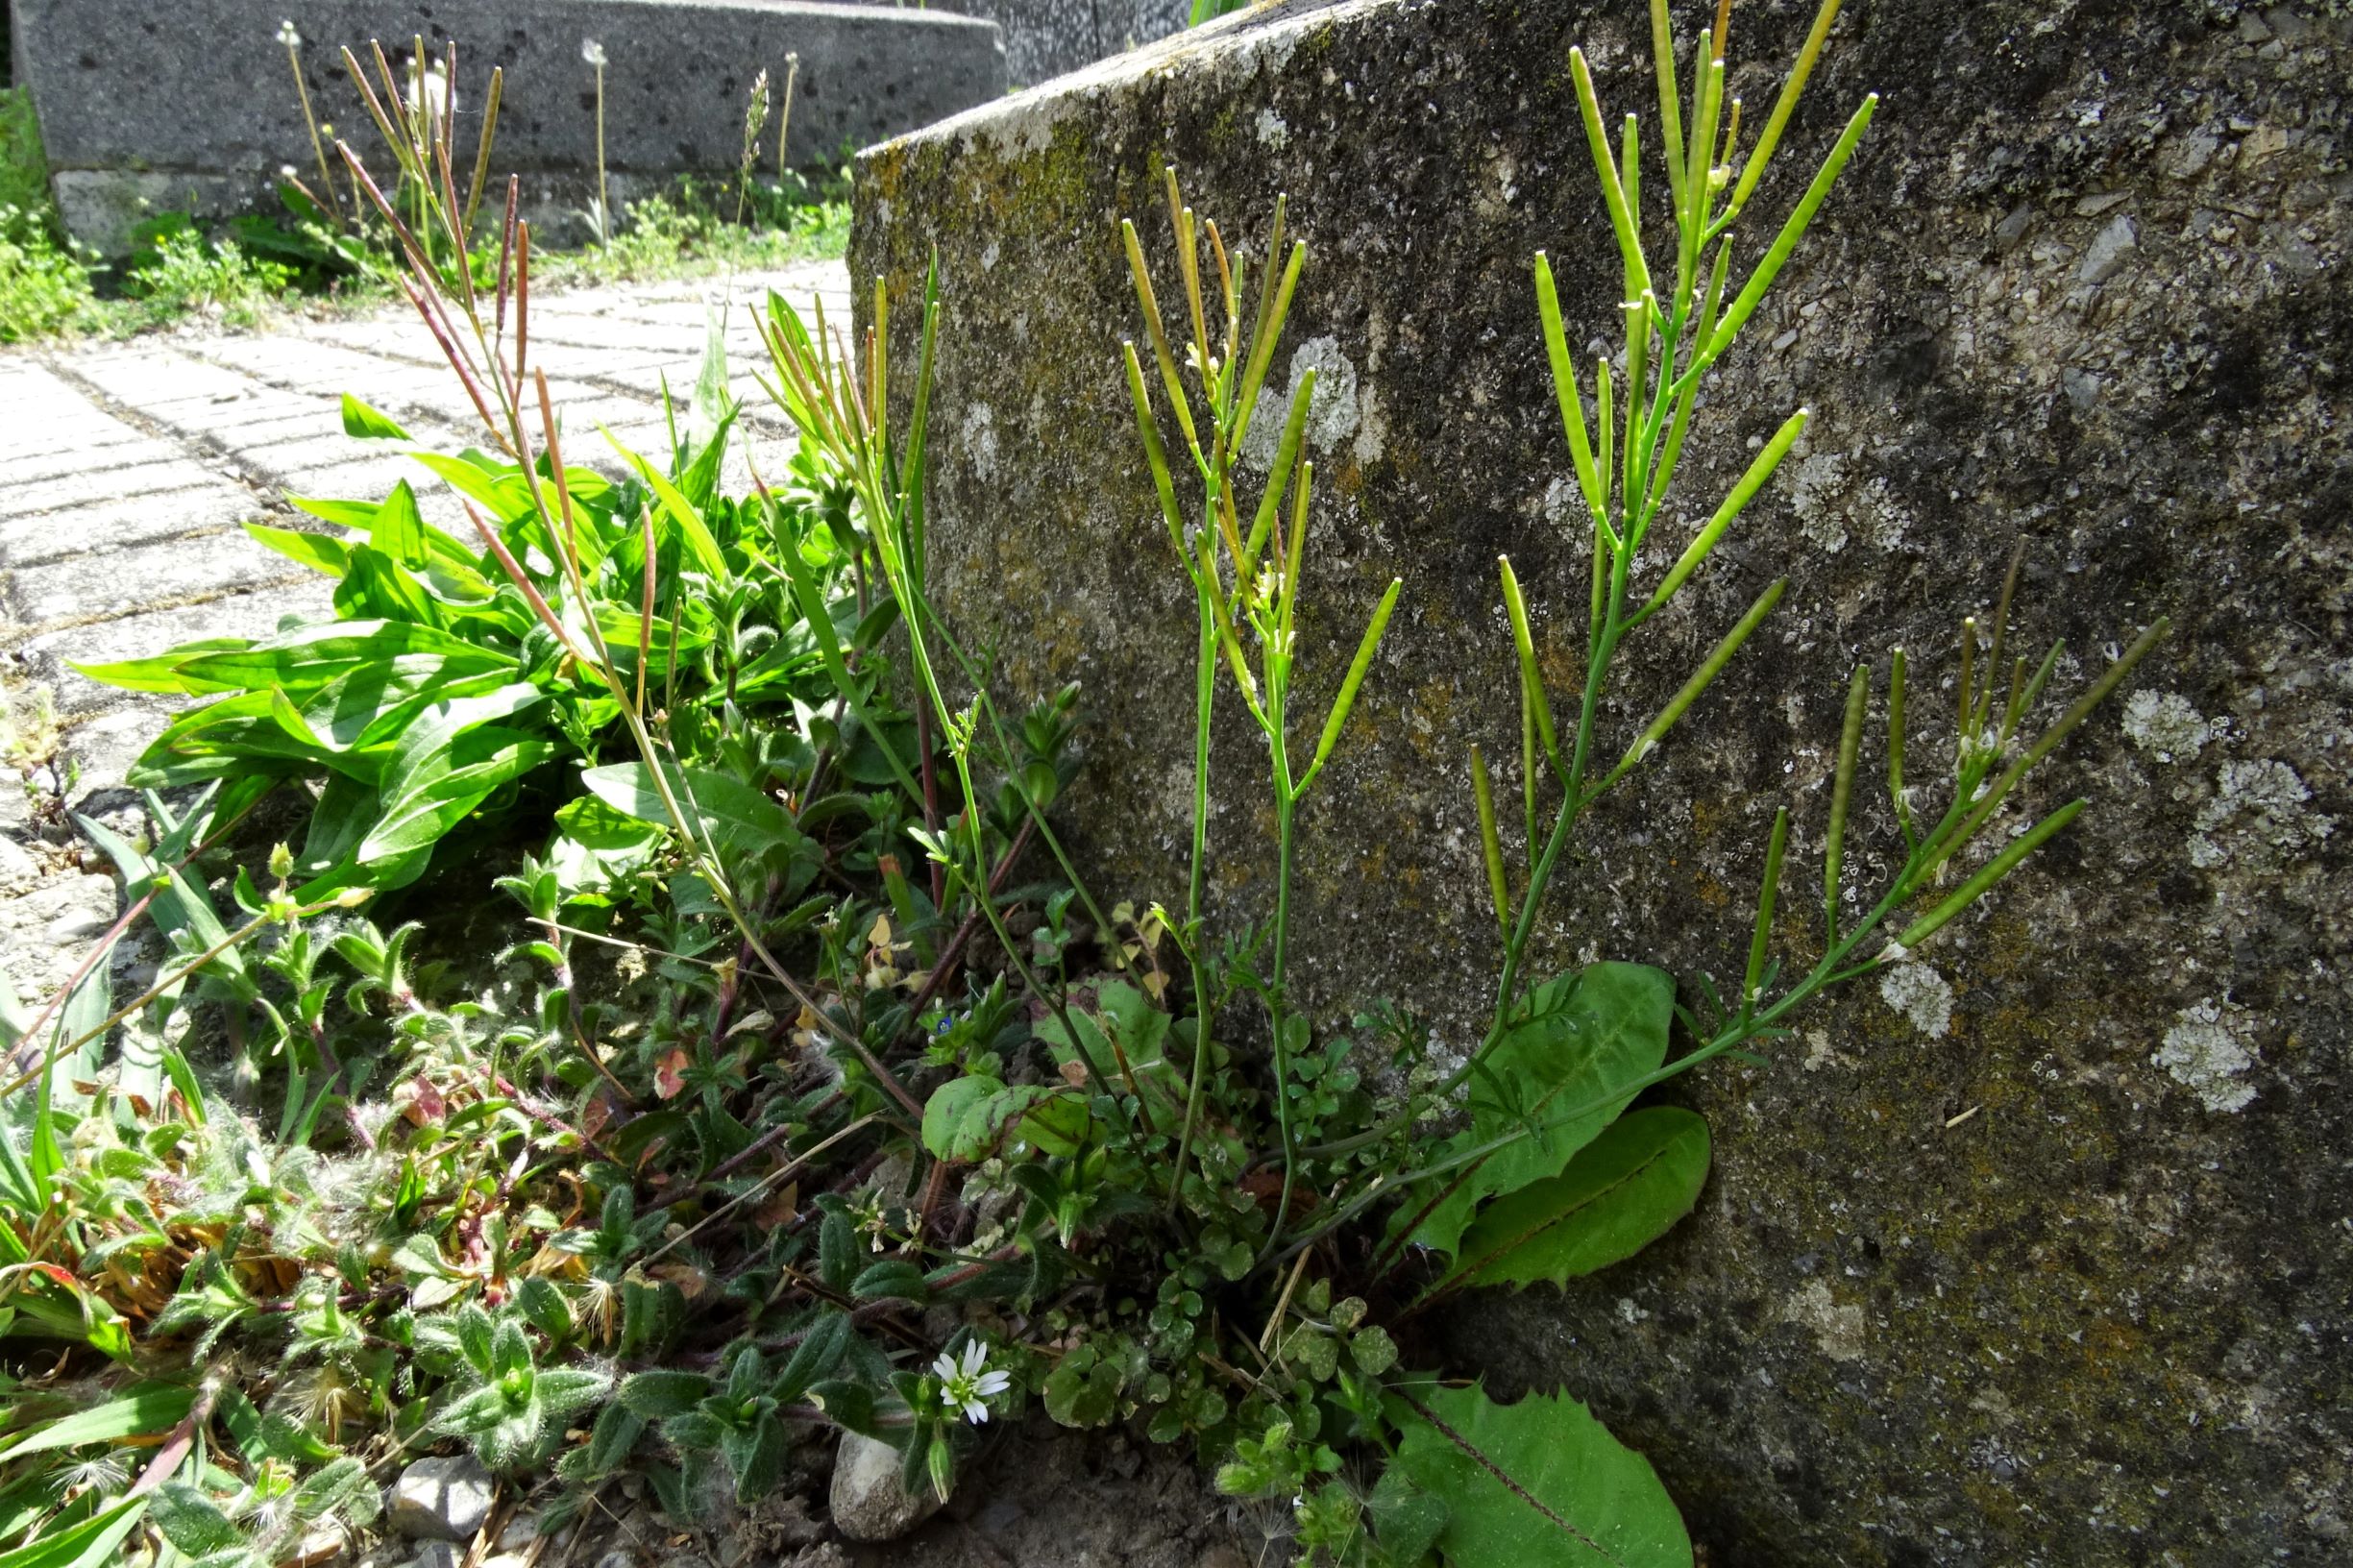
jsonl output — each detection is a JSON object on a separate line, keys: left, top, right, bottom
{"left": 0, "top": 260, "right": 850, "bottom": 1005}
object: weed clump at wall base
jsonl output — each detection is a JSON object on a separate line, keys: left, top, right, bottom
{"left": 0, "top": 86, "right": 99, "bottom": 341}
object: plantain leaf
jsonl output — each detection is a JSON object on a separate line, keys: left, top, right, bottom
{"left": 603, "top": 429, "right": 729, "bottom": 580}
{"left": 341, "top": 392, "right": 411, "bottom": 441}
{"left": 1388, "top": 1384, "right": 1690, "bottom": 1568}
{"left": 1402, "top": 963, "right": 1676, "bottom": 1262}
{"left": 358, "top": 682, "right": 552, "bottom": 862}
{"left": 246, "top": 522, "right": 353, "bottom": 576}
{"left": 161, "top": 621, "right": 508, "bottom": 697}
{"left": 1442, "top": 1107, "right": 1710, "bottom": 1293}
{"left": 579, "top": 759, "right": 803, "bottom": 859}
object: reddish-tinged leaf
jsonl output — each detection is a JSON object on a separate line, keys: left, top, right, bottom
{"left": 655, "top": 1049, "right": 692, "bottom": 1100}
{"left": 401, "top": 1075, "right": 447, "bottom": 1126}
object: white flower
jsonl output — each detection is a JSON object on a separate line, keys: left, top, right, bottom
{"left": 932, "top": 1340, "right": 1012, "bottom": 1425}
{"left": 581, "top": 38, "right": 608, "bottom": 68}
{"left": 277, "top": 19, "right": 302, "bottom": 49}
{"left": 408, "top": 62, "right": 454, "bottom": 120}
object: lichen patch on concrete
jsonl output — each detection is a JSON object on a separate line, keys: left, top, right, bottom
{"left": 1878, "top": 962, "right": 1954, "bottom": 1038}
{"left": 1783, "top": 1280, "right": 1869, "bottom": 1362}
{"left": 2152, "top": 998, "right": 2260, "bottom": 1113}
{"left": 2122, "top": 690, "right": 2213, "bottom": 763}
{"left": 2188, "top": 758, "right": 2333, "bottom": 871}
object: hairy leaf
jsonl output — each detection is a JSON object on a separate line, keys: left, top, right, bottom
{"left": 1389, "top": 1384, "right": 1690, "bottom": 1568}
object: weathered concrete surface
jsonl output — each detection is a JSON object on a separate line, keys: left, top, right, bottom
{"left": 852, "top": 1, "right": 2350, "bottom": 1561}
{"left": 9, "top": 0, "right": 1001, "bottom": 251}
{"left": 930, "top": 0, "right": 1189, "bottom": 88}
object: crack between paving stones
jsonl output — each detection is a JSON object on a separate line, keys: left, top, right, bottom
{"left": 34, "top": 356, "right": 306, "bottom": 523}
{"left": 0, "top": 569, "right": 322, "bottom": 652}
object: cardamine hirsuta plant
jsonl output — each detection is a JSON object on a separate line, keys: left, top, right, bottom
{"left": 1, "top": 4, "right": 2164, "bottom": 1567}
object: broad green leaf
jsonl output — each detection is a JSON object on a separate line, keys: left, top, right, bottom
{"left": 297, "top": 659, "right": 518, "bottom": 768}
{"left": 603, "top": 429, "right": 729, "bottom": 580}
{"left": 361, "top": 729, "right": 553, "bottom": 859}
{"left": 293, "top": 491, "right": 482, "bottom": 572}
{"left": 1443, "top": 1107, "right": 1710, "bottom": 1292}
{"left": 164, "top": 621, "right": 506, "bottom": 697}
{"left": 145, "top": 1483, "right": 239, "bottom": 1556}
{"left": 1405, "top": 963, "right": 1676, "bottom": 1261}
{"left": 1389, "top": 1384, "right": 1690, "bottom": 1568}
{"left": 360, "top": 683, "right": 554, "bottom": 861}
{"left": 554, "top": 795, "right": 663, "bottom": 850}
{"left": 920, "top": 1076, "right": 1092, "bottom": 1163}
{"left": 1032, "top": 982, "right": 1185, "bottom": 1127}
{"left": 287, "top": 495, "right": 385, "bottom": 531}
{"left": 1042, "top": 1348, "right": 1121, "bottom": 1429}
{"left": 0, "top": 1382, "right": 195, "bottom": 1459}
{"left": 1368, "top": 1464, "right": 1451, "bottom": 1565}
{"left": 341, "top": 392, "right": 411, "bottom": 441}
{"left": 129, "top": 693, "right": 328, "bottom": 784}
{"left": 333, "top": 543, "right": 441, "bottom": 626}
{"left": 370, "top": 479, "right": 429, "bottom": 570}
{"left": 67, "top": 638, "right": 255, "bottom": 697}
{"left": 579, "top": 759, "right": 801, "bottom": 858}
{"left": 409, "top": 450, "right": 536, "bottom": 526}
{"left": 246, "top": 523, "right": 352, "bottom": 576}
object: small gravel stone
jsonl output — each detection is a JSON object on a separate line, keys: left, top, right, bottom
{"left": 828, "top": 1431, "right": 944, "bottom": 1542}
{"left": 405, "top": 1544, "right": 460, "bottom": 1568}
{"left": 492, "top": 1510, "right": 541, "bottom": 1552}
{"left": 388, "top": 1454, "right": 496, "bottom": 1542}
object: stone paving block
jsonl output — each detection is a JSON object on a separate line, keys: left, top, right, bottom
{"left": 0, "top": 870, "right": 118, "bottom": 1005}
{"left": 0, "top": 486, "right": 263, "bottom": 569}
{"left": 0, "top": 456, "right": 233, "bottom": 520}
{"left": 55, "top": 704, "right": 176, "bottom": 813}
{"left": 0, "top": 423, "right": 151, "bottom": 466}
{"left": 6, "top": 528, "right": 310, "bottom": 628}
{"left": 0, "top": 432, "right": 185, "bottom": 488}
{"left": 15, "top": 579, "right": 331, "bottom": 714}
{"left": 189, "top": 337, "right": 486, "bottom": 433}
{"left": 57, "top": 347, "right": 258, "bottom": 403}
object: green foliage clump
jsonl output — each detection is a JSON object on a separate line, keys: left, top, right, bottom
{"left": 0, "top": 7, "right": 2169, "bottom": 1568}
{"left": 0, "top": 88, "right": 100, "bottom": 342}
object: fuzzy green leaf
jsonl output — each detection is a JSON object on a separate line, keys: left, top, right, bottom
{"left": 620, "top": 1370, "right": 712, "bottom": 1419}
{"left": 1389, "top": 1384, "right": 1690, "bottom": 1568}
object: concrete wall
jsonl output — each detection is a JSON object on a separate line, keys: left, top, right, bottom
{"left": 9, "top": 0, "right": 1003, "bottom": 250}
{"left": 849, "top": 0, "right": 2351, "bottom": 1560}
{"left": 931, "top": 0, "right": 1190, "bottom": 88}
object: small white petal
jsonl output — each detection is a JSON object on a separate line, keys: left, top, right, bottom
{"left": 931, "top": 1352, "right": 958, "bottom": 1382}
{"left": 961, "top": 1340, "right": 988, "bottom": 1376}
